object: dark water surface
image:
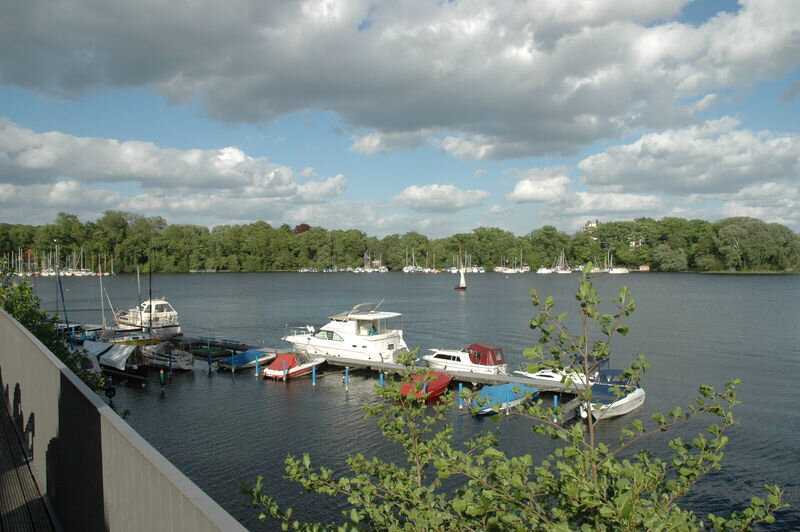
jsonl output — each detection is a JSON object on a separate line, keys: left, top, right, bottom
{"left": 34, "top": 272, "right": 800, "bottom": 529}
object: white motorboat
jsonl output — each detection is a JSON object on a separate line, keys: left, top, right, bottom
{"left": 579, "top": 369, "right": 646, "bottom": 420}
{"left": 141, "top": 342, "right": 194, "bottom": 371}
{"left": 514, "top": 365, "right": 597, "bottom": 391}
{"left": 114, "top": 298, "right": 182, "bottom": 338}
{"left": 422, "top": 343, "right": 508, "bottom": 375}
{"left": 283, "top": 302, "right": 408, "bottom": 363}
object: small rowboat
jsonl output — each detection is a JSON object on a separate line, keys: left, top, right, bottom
{"left": 400, "top": 371, "right": 453, "bottom": 401}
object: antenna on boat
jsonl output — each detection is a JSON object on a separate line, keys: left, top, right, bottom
{"left": 374, "top": 299, "right": 385, "bottom": 311}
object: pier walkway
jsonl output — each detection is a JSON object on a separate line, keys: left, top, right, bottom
{"left": 0, "top": 392, "right": 56, "bottom": 532}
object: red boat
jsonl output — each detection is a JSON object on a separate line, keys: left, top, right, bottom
{"left": 400, "top": 371, "right": 453, "bottom": 401}
{"left": 263, "top": 352, "right": 325, "bottom": 380}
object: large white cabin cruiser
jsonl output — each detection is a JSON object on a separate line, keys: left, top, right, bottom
{"left": 283, "top": 302, "right": 408, "bottom": 363}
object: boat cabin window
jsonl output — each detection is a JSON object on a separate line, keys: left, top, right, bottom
{"left": 359, "top": 320, "right": 381, "bottom": 336}
{"left": 434, "top": 353, "right": 458, "bottom": 361}
{"left": 314, "top": 331, "right": 343, "bottom": 341}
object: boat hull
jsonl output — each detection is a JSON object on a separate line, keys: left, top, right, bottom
{"left": 581, "top": 387, "right": 646, "bottom": 420}
{"left": 400, "top": 372, "right": 453, "bottom": 401}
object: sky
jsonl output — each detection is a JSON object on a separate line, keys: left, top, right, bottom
{"left": 0, "top": 0, "right": 799, "bottom": 238}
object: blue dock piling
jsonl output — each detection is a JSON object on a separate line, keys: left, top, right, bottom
{"left": 312, "top": 364, "right": 317, "bottom": 386}
{"left": 345, "top": 367, "right": 350, "bottom": 392}
{"left": 505, "top": 389, "right": 510, "bottom": 415}
{"left": 379, "top": 372, "right": 384, "bottom": 387}
{"left": 254, "top": 356, "right": 259, "bottom": 377}
{"left": 282, "top": 359, "right": 287, "bottom": 381}
{"left": 553, "top": 394, "right": 558, "bottom": 421}
{"left": 458, "top": 382, "right": 463, "bottom": 409}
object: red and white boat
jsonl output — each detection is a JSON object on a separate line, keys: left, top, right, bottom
{"left": 422, "top": 343, "right": 508, "bottom": 375}
{"left": 400, "top": 371, "right": 453, "bottom": 401}
{"left": 263, "top": 352, "right": 325, "bottom": 380}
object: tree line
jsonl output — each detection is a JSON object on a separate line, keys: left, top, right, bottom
{"left": 1, "top": 211, "right": 798, "bottom": 273}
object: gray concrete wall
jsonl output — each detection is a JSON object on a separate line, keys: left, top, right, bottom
{"left": 0, "top": 310, "right": 246, "bottom": 531}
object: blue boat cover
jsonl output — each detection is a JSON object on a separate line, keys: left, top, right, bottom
{"left": 473, "top": 383, "right": 539, "bottom": 414}
{"left": 221, "top": 349, "right": 268, "bottom": 368}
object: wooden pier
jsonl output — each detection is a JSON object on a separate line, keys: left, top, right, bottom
{"left": 171, "top": 334, "right": 586, "bottom": 421}
{"left": 314, "top": 354, "right": 589, "bottom": 394}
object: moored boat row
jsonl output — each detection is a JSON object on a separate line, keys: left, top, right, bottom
{"left": 69, "top": 296, "right": 644, "bottom": 421}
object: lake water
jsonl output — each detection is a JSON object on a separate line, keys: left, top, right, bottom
{"left": 33, "top": 271, "right": 800, "bottom": 529}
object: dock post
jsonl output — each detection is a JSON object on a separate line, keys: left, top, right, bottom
{"left": 345, "top": 367, "right": 349, "bottom": 392}
{"left": 168, "top": 353, "right": 173, "bottom": 380}
{"left": 505, "top": 389, "right": 510, "bottom": 415}
{"left": 207, "top": 351, "right": 212, "bottom": 372}
{"left": 282, "top": 359, "right": 287, "bottom": 382}
{"left": 553, "top": 394, "right": 558, "bottom": 422}
{"left": 255, "top": 356, "right": 259, "bottom": 377}
{"left": 458, "top": 382, "right": 463, "bottom": 409}
{"left": 379, "top": 372, "right": 384, "bottom": 387}
{"left": 312, "top": 363, "right": 316, "bottom": 386}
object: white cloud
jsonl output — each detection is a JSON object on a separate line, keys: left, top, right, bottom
{"left": 506, "top": 167, "right": 571, "bottom": 202}
{"left": 489, "top": 204, "right": 511, "bottom": 214}
{"left": 440, "top": 135, "right": 495, "bottom": 160}
{"left": 719, "top": 182, "right": 799, "bottom": 226}
{"left": 551, "top": 191, "right": 665, "bottom": 215}
{"left": 350, "top": 130, "right": 431, "bottom": 154}
{"left": 0, "top": 119, "right": 356, "bottom": 228}
{"left": 288, "top": 201, "right": 379, "bottom": 230}
{"left": 394, "top": 184, "right": 490, "bottom": 213}
{"left": 579, "top": 117, "right": 800, "bottom": 194}
{"left": 0, "top": 119, "right": 350, "bottom": 203}
{"left": 296, "top": 174, "right": 347, "bottom": 202}
{"left": 5, "top": 1, "right": 797, "bottom": 158}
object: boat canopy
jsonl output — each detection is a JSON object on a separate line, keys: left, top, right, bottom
{"left": 466, "top": 343, "right": 505, "bottom": 366}
{"left": 329, "top": 302, "right": 401, "bottom": 321}
{"left": 98, "top": 344, "right": 137, "bottom": 370}
{"left": 268, "top": 352, "right": 299, "bottom": 371}
{"left": 82, "top": 340, "right": 114, "bottom": 357}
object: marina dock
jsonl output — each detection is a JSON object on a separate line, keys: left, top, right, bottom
{"left": 172, "top": 336, "right": 587, "bottom": 395}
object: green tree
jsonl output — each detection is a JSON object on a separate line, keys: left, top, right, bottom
{"left": 653, "top": 244, "right": 688, "bottom": 271}
{"left": 244, "top": 273, "right": 786, "bottom": 530}
{"left": 0, "top": 261, "right": 105, "bottom": 392}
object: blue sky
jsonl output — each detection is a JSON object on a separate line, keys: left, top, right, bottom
{"left": 1, "top": 0, "right": 798, "bottom": 237}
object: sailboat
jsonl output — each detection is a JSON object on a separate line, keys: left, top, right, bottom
{"left": 554, "top": 249, "right": 571, "bottom": 274}
{"left": 454, "top": 255, "right": 467, "bottom": 290}
{"left": 607, "top": 252, "right": 629, "bottom": 275}
{"left": 454, "top": 267, "right": 467, "bottom": 290}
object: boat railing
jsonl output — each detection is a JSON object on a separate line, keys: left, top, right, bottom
{"left": 283, "top": 325, "right": 315, "bottom": 338}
